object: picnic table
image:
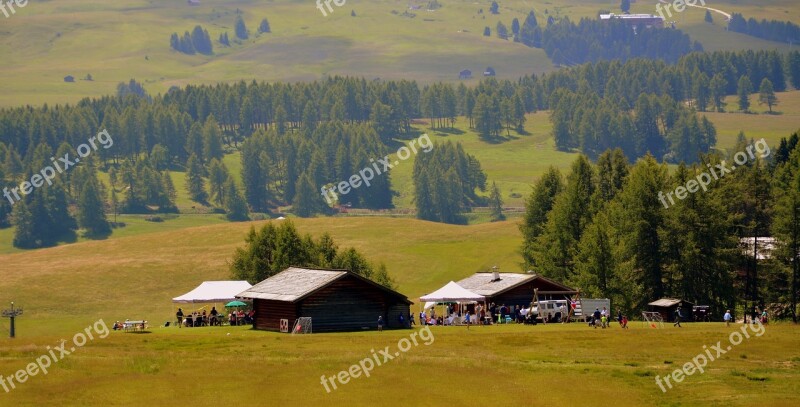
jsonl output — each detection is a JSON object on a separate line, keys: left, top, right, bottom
{"left": 123, "top": 320, "right": 148, "bottom": 332}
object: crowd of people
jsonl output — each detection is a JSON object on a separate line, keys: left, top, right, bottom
{"left": 588, "top": 307, "right": 628, "bottom": 329}
{"left": 175, "top": 307, "right": 254, "bottom": 327}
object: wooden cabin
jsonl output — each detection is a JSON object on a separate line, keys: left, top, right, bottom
{"left": 237, "top": 267, "right": 412, "bottom": 333}
{"left": 456, "top": 271, "right": 576, "bottom": 310}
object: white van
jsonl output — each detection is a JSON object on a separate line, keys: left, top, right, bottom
{"left": 534, "top": 300, "right": 569, "bottom": 322}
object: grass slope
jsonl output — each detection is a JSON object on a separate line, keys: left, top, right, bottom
{"left": 0, "top": 216, "right": 797, "bottom": 406}
{"left": 0, "top": 0, "right": 798, "bottom": 107}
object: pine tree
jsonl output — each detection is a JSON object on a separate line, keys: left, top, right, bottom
{"left": 533, "top": 155, "right": 596, "bottom": 281}
{"left": 710, "top": 73, "right": 727, "bottom": 112}
{"left": 160, "top": 172, "right": 178, "bottom": 211}
{"left": 574, "top": 212, "right": 618, "bottom": 301}
{"left": 758, "top": 78, "right": 778, "bottom": 113}
{"left": 489, "top": 181, "right": 504, "bottom": 221}
{"left": 77, "top": 178, "right": 111, "bottom": 237}
{"left": 224, "top": 176, "right": 249, "bottom": 221}
{"left": 186, "top": 153, "right": 208, "bottom": 203}
{"left": 208, "top": 159, "right": 230, "bottom": 206}
{"left": 489, "top": 1, "right": 499, "bottom": 14}
{"left": 737, "top": 75, "right": 753, "bottom": 112}
{"left": 694, "top": 72, "right": 710, "bottom": 112}
{"left": 12, "top": 200, "right": 36, "bottom": 248}
{"left": 202, "top": 116, "right": 224, "bottom": 161}
{"left": 293, "top": 171, "right": 319, "bottom": 218}
{"left": 235, "top": 15, "right": 249, "bottom": 40}
{"left": 521, "top": 166, "right": 564, "bottom": 268}
{"left": 496, "top": 21, "right": 508, "bottom": 39}
{"left": 620, "top": 0, "right": 630, "bottom": 13}
{"left": 219, "top": 32, "right": 230, "bottom": 46}
{"left": 483, "top": 26, "right": 491, "bottom": 37}
{"left": 704, "top": 10, "right": 713, "bottom": 23}
{"left": 258, "top": 18, "right": 271, "bottom": 33}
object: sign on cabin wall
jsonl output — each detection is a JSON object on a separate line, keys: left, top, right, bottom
{"left": 280, "top": 319, "right": 289, "bottom": 333}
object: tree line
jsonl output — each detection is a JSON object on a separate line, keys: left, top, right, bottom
{"left": 229, "top": 219, "right": 394, "bottom": 288}
{"left": 521, "top": 133, "right": 800, "bottom": 321}
{"left": 1, "top": 48, "right": 799, "bottom": 239}
{"left": 170, "top": 25, "right": 213, "bottom": 55}
{"left": 413, "top": 140, "right": 487, "bottom": 224}
{"left": 497, "top": 10, "right": 699, "bottom": 65}
{"left": 728, "top": 13, "right": 800, "bottom": 44}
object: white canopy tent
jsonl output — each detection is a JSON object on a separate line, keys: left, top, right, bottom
{"left": 420, "top": 281, "right": 485, "bottom": 303}
{"left": 172, "top": 281, "right": 253, "bottom": 304}
{"left": 419, "top": 281, "right": 485, "bottom": 325}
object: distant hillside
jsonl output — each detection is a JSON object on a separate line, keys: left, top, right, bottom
{"left": 0, "top": 217, "right": 523, "bottom": 319}
{"left": 0, "top": 0, "right": 797, "bottom": 107}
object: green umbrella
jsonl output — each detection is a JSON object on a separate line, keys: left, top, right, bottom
{"left": 226, "top": 301, "right": 247, "bottom": 307}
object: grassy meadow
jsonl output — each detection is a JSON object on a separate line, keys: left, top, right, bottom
{"left": 2, "top": 0, "right": 800, "bottom": 405}
{"left": 0, "top": 319, "right": 798, "bottom": 406}
{"left": 0, "top": 0, "right": 798, "bottom": 107}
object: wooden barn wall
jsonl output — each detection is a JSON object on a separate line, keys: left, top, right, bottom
{"left": 388, "top": 303, "right": 411, "bottom": 328}
{"left": 490, "top": 284, "right": 535, "bottom": 309}
{"left": 299, "top": 276, "right": 409, "bottom": 332}
{"left": 253, "top": 299, "right": 297, "bottom": 331}
{"left": 490, "top": 281, "right": 573, "bottom": 309}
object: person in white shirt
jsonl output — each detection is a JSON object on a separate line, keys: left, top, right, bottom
{"left": 724, "top": 309, "right": 732, "bottom": 327}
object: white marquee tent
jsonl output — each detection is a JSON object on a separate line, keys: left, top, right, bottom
{"left": 172, "top": 281, "right": 253, "bottom": 304}
{"left": 420, "top": 281, "right": 485, "bottom": 303}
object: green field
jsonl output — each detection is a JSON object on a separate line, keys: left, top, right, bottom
{"left": 0, "top": 0, "right": 798, "bottom": 107}
{"left": 0, "top": 216, "right": 798, "bottom": 406}
{"left": 2, "top": 1, "right": 800, "bottom": 405}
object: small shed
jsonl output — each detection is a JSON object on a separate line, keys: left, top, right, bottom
{"left": 459, "top": 69, "right": 472, "bottom": 79}
{"left": 648, "top": 298, "right": 695, "bottom": 322}
{"left": 63, "top": 75, "right": 75, "bottom": 83}
{"left": 237, "top": 267, "right": 412, "bottom": 333}
{"left": 483, "top": 67, "right": 496, "bottom": 77}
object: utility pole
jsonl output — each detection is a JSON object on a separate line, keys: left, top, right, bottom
{"left": 1, "top": 302, "right": 23, "bottom": 338}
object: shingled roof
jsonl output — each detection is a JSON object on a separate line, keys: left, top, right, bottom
{"left": 236, "top": 266, "right": 411, "bottom": 304}
{"left": 456, "top": 272, "right": 574, "bottom": 297}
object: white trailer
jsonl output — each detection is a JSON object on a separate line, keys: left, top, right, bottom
{"left": 575, "top": 299, "right": 611, "bottom": 321}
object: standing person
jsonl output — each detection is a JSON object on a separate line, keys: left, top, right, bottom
{"left": 420, "top": 310, "right": 426, "bottom": 325}
{"left": 724, "top": 309, "right": 732, "bottom": 327}
{"left": 674, "top": 306, "right": 683, "bottom": 327}
{"left": 409, "top": 312, "right": 416, "bottom": 326}
{"left": 601, "top": 307, "right": 608, "bottom": 327}
{"left": 560, "top": 304, "right": 567, "bottom": 323}
{"left": 600, "top": 314, "right": 607, "bottom": 329}
{"left": 377, "top": 315, "right": 384, "bottom": 332}
{"left": 398, "top": 312, "right": 405, "bottom": 327}
{"left": 621, "top": 315, "right": 628, "bottom": 329}
{"left": 617, "top": 310, "right": 623, "bottom": 327}
{"left": 210, "top": 306, "right": 218, "bottom": 326}
{"left": 176, "top": 308, "right": 184, "bottom": 328}
{"left": 751, "top": 306, "right": 759, "bottom": 325}
{"left": 592, "top": 308, "right": 601, "bottom": 328}
{"left": 760, "top": 309, "right": 768, "bottom": 324}
{"left": 465, "top": 311, "right": 471, "bottom": 330}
